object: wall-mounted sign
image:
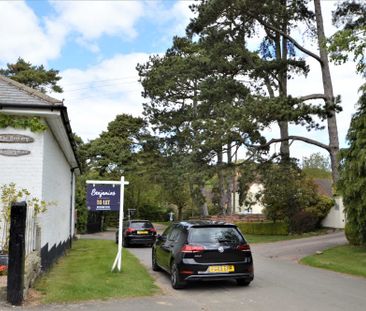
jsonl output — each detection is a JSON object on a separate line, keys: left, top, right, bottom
{"left": 0, "top": 134, "right": 34, "bottom": 144}
{"left": 86, "top": 184, "right": 120, "bottom": 211}
{"left": 0, "top": 149, "right": 31, "bottom": 157}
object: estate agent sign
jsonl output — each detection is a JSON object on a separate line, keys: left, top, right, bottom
{"left": 86, "top": 177, "right": 129, "bottom": 272}
{"left": 86, "top": 184, "right": 120, "bottom": 211}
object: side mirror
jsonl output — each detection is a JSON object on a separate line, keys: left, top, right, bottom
{"left": 157, "top": 234, "right": 165, "bottom": 241}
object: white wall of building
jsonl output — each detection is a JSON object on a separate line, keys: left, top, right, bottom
{"left": 322, "top": 196, "right": 345, "bottom": 229}
{"left": 0, "top": 125, "right": 74, "bottom": 252}
{"left": 39, "top": 128, "right": 73, "bottom": 249}
{"left": 0, "top": 127, "right": 43, "bottom": 198}
{"left": 233, "top": 183, "right": 265, "bottom": 214}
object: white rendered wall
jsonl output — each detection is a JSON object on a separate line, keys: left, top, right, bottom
{"left": 39, "top": 128, "right": 73, "bottom": 249}
{"left": 322, "top": 196, "right": 345, "bottom": 229}
{"left": 0, "top": 127, "right": 43, "bottom": 197}
{"left": 233, "top": 183, "right": 265, "bottom": 214}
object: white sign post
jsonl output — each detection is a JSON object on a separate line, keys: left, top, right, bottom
{"left": 86, "top": 177, "right": 129, "bottom": 272}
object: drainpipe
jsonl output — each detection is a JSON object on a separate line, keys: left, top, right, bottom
{"left": 69, "top": 167, "right": 77, "bottom": 248}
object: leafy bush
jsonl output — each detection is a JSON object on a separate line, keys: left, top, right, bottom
{"left": 345, "top": 222, "right": 362, "bottom": 245}
{"left": 289, "top": 211, "right": 319, "bottom": 234}
{"left": 305, "top": 195, "right": 334, "bottom": 226}
{"left": 235, "top": 222, "right": 289, "bottom": 236}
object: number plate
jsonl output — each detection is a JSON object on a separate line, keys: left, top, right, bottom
{"left": 137, "top": 230, "right": 148, "bottom": 234}
{"left": 208, "top": 265, "right": 235, "bottom": 273}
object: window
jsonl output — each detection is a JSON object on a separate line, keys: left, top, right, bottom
{"left": 188, "top": 227, "right": 245, "bottom": 244}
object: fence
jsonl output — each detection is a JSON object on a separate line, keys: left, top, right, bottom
{"left": 0, "top": 204, "right": 40, "bottom": 255}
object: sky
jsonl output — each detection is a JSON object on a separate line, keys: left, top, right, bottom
{"left": 0, "top": 0, "right": 363, "bottom": 163}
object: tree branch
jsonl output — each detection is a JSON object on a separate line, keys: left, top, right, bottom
{"left": 249, "top": 13, "right": 323, "bottom": 64}
{"left": 249, "top": 135, "right": 330, "bottom": 152}
{"left": 299, "top": 93, "right": 327, "bottom": 101}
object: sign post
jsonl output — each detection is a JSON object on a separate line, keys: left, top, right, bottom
{"left": 86, "top": 177, "right": 128, "bottom": 272}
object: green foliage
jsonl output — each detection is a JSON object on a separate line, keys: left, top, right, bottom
{"left": 0, "top": 57, "right": 63, "bottom": 93}
{"left": 302, "top": 168, "right": 332, "bottom": 179}
{"left": 329, "top": 1, "right": 366, "bottom": 76}
{"left": 345, "top": 222, "right": 362, "bottom": 246}
{"left": 302, "top": 152, "right": 331, "bottom": 171}
{"left": 0, "top": 113, "right": 47, "bottom": 132}
{"left": 0, "top": 183, "right": 50, "bottom": 252}
{"left": 338, "top": 93, "right": 366, "bottom": 245}
{"left": 290, "top": 211, "right": 319, "bottom": 234}
{"left": 235, "top": 222, "right": 289, "bottom": 236}
{"left": 260, "top": 161, "right": 333, "bottom": 233}
{"left": 305, "top": 195, "right": 334, "bottom": 224}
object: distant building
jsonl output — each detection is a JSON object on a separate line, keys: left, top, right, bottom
{"left": 0, "top": 75, "right": 79, "bottom": 270}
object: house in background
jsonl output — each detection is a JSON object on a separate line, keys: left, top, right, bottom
{"left": 0, "top": 75, "right": 79, "bottom": 270}
{"left": 232, "top": 177, "right": 345, "bottom": 229}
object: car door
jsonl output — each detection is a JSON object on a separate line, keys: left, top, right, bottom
{"left": 160, "top": 226, "right": 181, "bottom": 269}
{"left": 155, "top": 225, "right": 172, "bottom": 269}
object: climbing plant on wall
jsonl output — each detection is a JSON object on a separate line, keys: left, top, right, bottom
{"left": 0, "top": 113, "right": 47, "bottom": 132}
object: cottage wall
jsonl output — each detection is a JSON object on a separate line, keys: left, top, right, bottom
{"left": 0, "top": 126, "right": 74, "bottom": 269}
{"left": 39, "top": 128, "right": 73, "bottom": 269}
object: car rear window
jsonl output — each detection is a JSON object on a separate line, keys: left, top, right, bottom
{"left": 130, "top": 222, "right": 153, "bottom": 229}
{"left": 188, "top": 227, "right": 245, "bottom": 244}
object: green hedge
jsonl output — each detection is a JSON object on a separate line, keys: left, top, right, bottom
{"left": 235, "top": 222, "right": 289, "bottom": 235}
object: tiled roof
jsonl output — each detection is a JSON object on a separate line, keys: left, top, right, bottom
{"left": 0, "top": 75, "right": 62, "bottom": 106}
{"left": 313, "top": 178, "right": 333, "bottom": 197}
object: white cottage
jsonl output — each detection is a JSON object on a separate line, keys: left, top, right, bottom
{"left": 0, "top": 75, "right": 79, "bottom": 270}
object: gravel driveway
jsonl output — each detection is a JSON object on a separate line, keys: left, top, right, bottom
{"left": 6, "top": 229, "right": 366, "bottom": 311}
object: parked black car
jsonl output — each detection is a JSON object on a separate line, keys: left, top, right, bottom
{"left": 116, "top": 220, "right": 156, "bottom": 247}
{"left": 152, "top": 220, "right": 254, "bottom": 289}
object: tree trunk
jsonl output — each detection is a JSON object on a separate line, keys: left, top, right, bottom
{"left": 314, "top": 0, "right": 340, "bottom": 183}
{"left": 199, "top": 184, "right": 209, "bottom": 217}
{"left": 226, "top": 142, "right": 233, "bottom": 215}
{"left": 217, "top": 148, "right": 226, "bottom": 215}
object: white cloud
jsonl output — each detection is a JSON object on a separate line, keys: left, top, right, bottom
{"left": 49, "top": 1, "right": 144, "bottom": 41}
{"left": 0, "top": 1, "right": 62, "bottom": 65}
{"left": 52, "top": 53, "right": 150, "bottom": 140}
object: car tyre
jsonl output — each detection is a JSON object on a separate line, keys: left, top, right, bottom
{"left": 152, "top": 250, "right": 161, "bottom": 271}
{"left": 123, "top": 238, "right": 129, "bottom": 248}
{"left": 171, "top": 263, "right": 186, "bottom": 289}
{"left": 236, "top": 279, "right": 251, "bottom": 286}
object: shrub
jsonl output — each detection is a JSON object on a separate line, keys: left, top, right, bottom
{"left": 345, "top": 222, "right": 362, "bottom": 245}
{"left": 305, "top": 195, "right": 334, "bottom": 226}
{"left": 235, "top": 222, "right": 289, "bottom": 235}
{"left": 290, "top": 211, "right": 319, "bottom": 234}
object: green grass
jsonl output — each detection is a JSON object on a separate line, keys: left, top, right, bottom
{"left": 300, "top": 244, "right": 366, "bottom": 278}
{"left": 245, "top": 229, "right": 331, "bottom": 244}
{"left": 34, "top": 239, "right": 159, "bottom": 303}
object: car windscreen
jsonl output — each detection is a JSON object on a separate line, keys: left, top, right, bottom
{"left": 188, "top": 227, "right": 245, "bottom": 245}
{"left": 130, "top": 222, "right": 153, "bottom": 229}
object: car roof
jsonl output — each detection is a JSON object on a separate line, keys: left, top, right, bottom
{"left": 175, "top": 220, "right": 236, "bottom": 229}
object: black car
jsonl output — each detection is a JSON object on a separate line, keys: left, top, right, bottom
{"left": 116, "top": 220, "right": 157, "bottom": 247}
{"left": 152, "top": 221, "right": 254, "bottom": 289}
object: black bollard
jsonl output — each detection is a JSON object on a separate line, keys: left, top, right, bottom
{"left": 7, "top": 201, "right": 27, "bottom": 306}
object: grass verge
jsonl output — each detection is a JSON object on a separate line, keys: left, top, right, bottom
{"left": 34, "top": 239, "right": 159, "bottom": 304}
{"left": 300, "top": 244, "right": 366, "bottom": 278}
{"left": 245, "top": 229, "right": 332, "bottom": 244}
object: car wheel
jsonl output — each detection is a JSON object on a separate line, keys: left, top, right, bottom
{"left": 152, "top": 251, "right": 161, "bottom": 271}
{"left": 236, "top": 279, "right": 251, "bottom": 286}
{"left": 123, "top": 238, "right": 129, "bottom": 248}
{"left": 170, "top": 263, "right": 186, "bottom": 289}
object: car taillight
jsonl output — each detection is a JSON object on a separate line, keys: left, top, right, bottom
{"left": 181, "top": 244, "right": 205, "bottom": 253}
{"left": 237, "top": 244, "right": 251, "bottom": 252}
{"left": 126, "top": 228, "right": 135, "bottom": 235}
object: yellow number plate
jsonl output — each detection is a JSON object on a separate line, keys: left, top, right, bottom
{"left": 208, "top": 265, "right": 235, "bottom": 273}
{"left": 137, "top": 230, "right": 148, "bottom": 234}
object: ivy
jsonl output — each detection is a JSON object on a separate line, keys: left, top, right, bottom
{"left": 0, "top": 113, "right": 47, "bottom": 132}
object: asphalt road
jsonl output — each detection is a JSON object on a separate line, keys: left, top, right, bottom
{"left": 6, "top": 230, "right": 366, "bottom": 311}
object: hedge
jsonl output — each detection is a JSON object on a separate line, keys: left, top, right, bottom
{"left": 235, "top": 222, "right": 289, "bottom": 235}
